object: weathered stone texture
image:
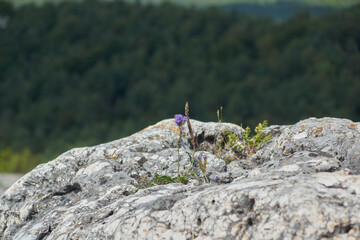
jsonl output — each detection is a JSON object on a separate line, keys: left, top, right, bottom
{"left": 1, "top": 117, "right": 360, "bottom": 239}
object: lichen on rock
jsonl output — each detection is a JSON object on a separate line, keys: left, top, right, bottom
{"left": 1, "top": 117, "right": 360, "bottom": 239}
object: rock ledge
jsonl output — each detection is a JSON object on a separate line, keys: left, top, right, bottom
{"left": 1, "top": 117, "right": 360, "bottom": 239}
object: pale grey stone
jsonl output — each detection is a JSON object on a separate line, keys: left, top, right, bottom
{"left": 1, "top": 117, "right": 360, "bottom": 239}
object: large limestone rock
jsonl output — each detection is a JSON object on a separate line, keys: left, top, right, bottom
{"left": 1, "top": 117, "right": 360, "bottom": 239}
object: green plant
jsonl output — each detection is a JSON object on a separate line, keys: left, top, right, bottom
{"left": 132, "top": 103, "right": 208, "bottom": 193}
{"left": 174, "top": 113, "right": 188, "bottom": 181}
{"left": 137, "top": 176, "right": 155, "bottom": 189}
{"left": 196, "top": 154, "right": 209, "bottom": 183}
{"left": 217, "top": 106, "right": 223, "bottom": 123}
{"left": 132, "top": 106, "right": 271, "bottom": 193}
{"left": 226, "top": 131, "right": 242, "bottom": 152}
{"left": 154, "top": 174, "right": 188, "bottom": 185}
{"left": 226, "top": 120, "right": 272, "bottom": 156}
{"left": 214, "top": 106, "right": 227, "bottom": 157}
{"left": 130, "top": 174, "right": 188, "bottom": 194}
{"left": 174, "top": 103, "right": 209, "bottom": 183}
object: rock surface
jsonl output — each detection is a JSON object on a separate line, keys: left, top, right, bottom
{"left": 1, "top": 117, "right": 360, "bottom": 239}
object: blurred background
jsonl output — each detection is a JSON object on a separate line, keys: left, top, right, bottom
{"left": 0, "top": 0, "right": 359, "bottom": 173}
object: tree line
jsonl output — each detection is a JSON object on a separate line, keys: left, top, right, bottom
{"left": 0, "top": 0, "right": 359, "bottom": 172}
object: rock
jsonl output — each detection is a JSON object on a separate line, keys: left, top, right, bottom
{"left": 250, "top": 117, "right": 360, "bottom": 175}
{"left": 1, "top": 117, "right": 360, "bottom": 239}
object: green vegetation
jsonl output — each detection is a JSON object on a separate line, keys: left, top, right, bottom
{"left": 226, "top": 121, "right": 272, "bottom": 157}
{"left": 154, "top": 174, "right": 188, "bottom": 185}
{"left": 0, "top": 148, "right": 41, "bottom": 173}
{"left": 134, "top": 109, "right": 214, "bottom": 192}
{"left": 0, "top": 0, "right": 359, "bottom": 173}
{"left": 175, "top": 108, "right": 208, "bottom": 184}
{"left": 7, "top": 0, "right": 360, "bottom": 8}
{"left": 5, "top": 0, "right": 358, "bottom": 21}
{"left": 132, "top": 0, "right": 360, "bottom": 8}
{"left": 132, "top": 107, "right": 270, "bottom": 191}
{"left": 131, "top": 174, "right": 188, "bottom": 194}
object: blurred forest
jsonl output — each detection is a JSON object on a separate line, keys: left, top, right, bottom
{"left": 6, "top": 0, "right": 360, "bottom": 22}
{"left": 0, "top": 0, "right": 359, "bottom": 172}
{"left": 7, "top": 0, "right": 360, "bottom": 8}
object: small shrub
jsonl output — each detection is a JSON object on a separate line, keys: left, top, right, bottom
{"left": 154, "top": 174, "right": 188, "bottom": 185}
{"left": 226, "top": 120, "right": 272, "bottom": 157}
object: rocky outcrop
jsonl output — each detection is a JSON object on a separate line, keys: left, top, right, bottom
{"left": 1, "top": 117, "right": 360, "bottom": 239}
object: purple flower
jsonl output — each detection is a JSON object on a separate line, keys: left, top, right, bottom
{"left": 214, "top": 176, "right": 221, "bottom": 182}
{"left": 196, "top": 154, "right": 207, "bottom": 161}
{"left": 174, "top": 114, "right": 187, "bottom": 127}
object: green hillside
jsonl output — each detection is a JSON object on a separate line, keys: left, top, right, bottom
{"left": 0, "top": 0, "right": 359, "bottom": 172}
{"left": 135, "top": 0, "right": 360, "bottom": 8}
{"left": 8, "top": 0, "right": 360, "bottom": 8}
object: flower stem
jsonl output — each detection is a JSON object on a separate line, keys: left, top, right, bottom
{"left": 177, "top": 131, "right": 182, "bottom": 180}
{"left": 203, "top": 173, "right": 209, "bottom": 183}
